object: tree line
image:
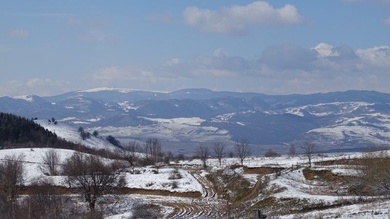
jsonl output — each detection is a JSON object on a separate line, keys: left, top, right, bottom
{"left": 0, "top": 113, "right": 71, "bottom": 149}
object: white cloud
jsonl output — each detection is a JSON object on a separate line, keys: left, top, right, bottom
{"left": 312, "top": 43, "right": 339, "bottom": 58}
{"left": 26, "top": 78, "right": 72, "bottom": 95}
{"left": 165, "top": 58, "right": 180, "bottom": 66}
{"left": 7, "top": 29, "right": 29, "bottom": 38}
{"left": 85, "top": 43, "right": 390, "bottom": 94}
{"left": 92, "top": 66, "right": 127, "bottom": 80}
{"left": 356, "top": 46, "right": 390, "bottom": 68}
{"left": 164, "top": 43, "right": 390, "bottom": 93}
{"left": 92, "top": 66, "right": 155, "bottom": 81}
{"left": 183, "top": 1, "right": 304, "bottom": 35}
{"left": 0, "top": 78, "right": 72, "bottom": 97}
{"left": 213, "top": 48, "right": 229, "bottom": 57}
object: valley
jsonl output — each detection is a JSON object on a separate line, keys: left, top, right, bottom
{"left": 3, "top": 88, "right": 390, "bottom": 153}
{"left": 2, "top": 89, "right": 390, "bottom": 218}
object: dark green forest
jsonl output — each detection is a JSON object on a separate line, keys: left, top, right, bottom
{"left": 0, "top": 112, "right": 74, "bottom": 149}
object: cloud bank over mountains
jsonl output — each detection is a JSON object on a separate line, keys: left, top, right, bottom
{"left": 2, "top": 42, "right": 390, "bottom": 97}
{"left": 87, "top": 43, "right": 390, "bottom": 94}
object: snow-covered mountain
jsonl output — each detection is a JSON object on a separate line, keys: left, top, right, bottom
{"left": 2, "top": 88, "right": 390, "bottom": 152}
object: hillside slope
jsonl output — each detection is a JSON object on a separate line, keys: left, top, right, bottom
{"left": 2, "top": 89, "right": 390, "bottom": 151}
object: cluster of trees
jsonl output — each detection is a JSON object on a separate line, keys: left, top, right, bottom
{"left": 0, "top": 155, "right": 24, "bottom": 218}
{"left": 119, "top": 138, "right": 171, "bottom": 167}
{"left": 0, "top": 113, "right": 58, "bottom": 148}
{"left": 77, "top": 126, "right": 122, "bottom": 149}
{"left": 0, "top": 113, "right": 120, "bottom": 156}
{"left": 77, "top": 127, "right": 101, "bottom": 141}
{"left": 62, "top": 152, "right": 125, "bottom": 211}
{"left": 78, "top": 127, "right": 91, "bottom": 141}
{"left": 195, "top": 138, "right": 252, "bottom": 168}
{"left": 352, "top": 149, "right": 390, "bottom": 195}
{"left": 0, "top": 150, "right": 125, "bottom": 218}
{"left": 193, "top": 139, "right": 320, "bottom": 169}
{"left": 47, "top": 117, "right": 58, "bottom": 125}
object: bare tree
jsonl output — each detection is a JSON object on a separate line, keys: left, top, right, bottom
{"left": 264, "top": 149, "right": 280, "bottom": 157}
{"left": 0, "top": 155, "right": 24, "bottom": 200}
{"left": 196, "top": 145, "right": 209, "bottom": 168}
{"left": 355, "top": 151, "right": 390, "bottom": 195}
{"left": 212, "top": 142, "right": 226, "bottom": 166}
{"left": 235, "top": 139, "right": 251, "bottom": 165}
{"left": 24, "top": 178, "right": 64, "bottom": 219}
{"left": 144, "top": 138, "right": 162, "bottom": 165}
{"left": 122, "top": 141, "right": 141, "bottom": 166}
{"left": 0, "top": 155, "right": 24, "bottom": 218}
{"left": 42, "top": 149, "right": 60, "bottom": 175}
{"left": 62, "top": 152, "right": 125, "bottom": 211}
{"left": 288, "top": 143, "right": 296, "bottom": 158}
{"left": 301, "top": 141, "right": 316, "bottom": 168}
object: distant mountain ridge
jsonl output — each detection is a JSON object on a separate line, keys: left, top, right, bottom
{"left": 2, "top": 88, "right": 390, "bottom": 152}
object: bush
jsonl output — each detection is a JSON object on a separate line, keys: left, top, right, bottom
{"left": 264, "top": 149, "right": 281, "bottom": 157}
{"left": 168, "top": 168, "right": 183, "bottom": 180}
{"left": 131, "top": 204, "right": 162, "bottom": 219}
{"left": 171, "top": 181, "right": 179, "bottom": 189}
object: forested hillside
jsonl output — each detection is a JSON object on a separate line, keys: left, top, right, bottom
{"left": 0, "top": 112, "right": 74, "bottom": 149}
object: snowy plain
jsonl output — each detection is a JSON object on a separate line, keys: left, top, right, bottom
{"left": 1, "top": 120, "right": 389, "bottom": 218}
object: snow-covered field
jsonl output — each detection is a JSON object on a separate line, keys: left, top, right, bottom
{"left": 0, "top": 148, "right": 202, "bottom": 194}
{"left": 36, "top": 119, "right": 118, "bottom": 150}
{"left": 2, "top": 122, "right": 390, "bottom": 218}
{"left": 0, "top": 146, "right": 389, "bottom": 218}
{"left": 91, "top": 117, "right": 231, "bottom": 143}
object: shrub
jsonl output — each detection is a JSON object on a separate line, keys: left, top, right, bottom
{"left": 264, "top": 149, "right": 281, "bottom": 157}
{"left": 131, "top": 204, "right": 162, "bottom": 219}
{"left": 168, "top": 168, "right": 183, "bottom": 180}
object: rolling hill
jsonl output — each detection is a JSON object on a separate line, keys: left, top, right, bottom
{"left": 2, "top": 88, "right": 390, "bottom": 153}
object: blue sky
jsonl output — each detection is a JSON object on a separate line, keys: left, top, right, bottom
{"left": 1, "top": 0, "right": 390, "bottom": 96}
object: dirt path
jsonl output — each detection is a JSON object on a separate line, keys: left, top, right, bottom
{"left": 164, "top": 199, "right": 227, "bottom": 219}
{"left": 235, "top": 174, "right": 263, "bottom": 203}
{"left": 191, "top": 170, "right": 218, "bottom": 199}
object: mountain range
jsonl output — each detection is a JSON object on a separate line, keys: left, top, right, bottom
{"left": 2, "top": 88, "right": 390, "bottom": 154}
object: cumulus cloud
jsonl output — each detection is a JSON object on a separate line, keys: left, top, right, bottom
{"left": 88, "top": 43, "right": 390, "bottom": 95}
{"left": 356, "top": 46, "right": 390, "bottom": 68}
{"left": 7, "top": 29, "right": 29, "bottom": 38}
{"left": 183, "top": 1, "right": 304, "bottom": 35}
{"left": 161, "top": 43, "right": 390, "bottom": 93}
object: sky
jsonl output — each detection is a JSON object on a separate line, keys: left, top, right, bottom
{"left": 1, "top": 0, "right": 390, "bottom": 97}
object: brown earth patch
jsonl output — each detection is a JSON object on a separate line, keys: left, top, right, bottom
{"left": 315, "top": 158, "right": 361, "bottom": 166}
{"left": 20, "top": 185, "right": 202, "bottom": 198}
{"left": 116, "top": 188, "right": 202, "bottom": 198}
{"left": 244, "top": 166, "right": 284, "bottom": 174}
{"left": 303, "top": 168, "right": 342, "bottom": 181}
{"left": 20, "top": 185, "right": 77, "bottom": 195}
